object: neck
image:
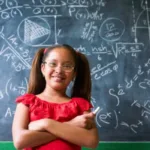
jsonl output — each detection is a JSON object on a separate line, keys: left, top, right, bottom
{"left": 42, "top": 85, "right": 67, "bottom": 98}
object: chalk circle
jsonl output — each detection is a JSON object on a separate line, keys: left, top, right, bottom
{"left": 17, "top": 16, "right": 51, "bottom": 46}
{"left": 99, "top": 18, "right": 125, "bottom": 42}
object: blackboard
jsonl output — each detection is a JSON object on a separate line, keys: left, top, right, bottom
{"left": 0, "top": 0, "right": 150, "bottom": 142}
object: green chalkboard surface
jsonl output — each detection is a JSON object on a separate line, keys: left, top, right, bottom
{"left": 0, "top": 0, "right": 150, "bottom": 143}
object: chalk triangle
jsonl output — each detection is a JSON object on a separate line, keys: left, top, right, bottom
{"left": 24, "top": 19, "right": 50, "bottom": 42}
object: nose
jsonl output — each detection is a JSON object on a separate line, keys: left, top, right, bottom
{"left": 55, "top": 65, "right": 63, "bottom": 73}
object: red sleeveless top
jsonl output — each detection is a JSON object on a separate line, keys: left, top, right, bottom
{"left": 16, "top": 94, "right": 93, "bottom": 150}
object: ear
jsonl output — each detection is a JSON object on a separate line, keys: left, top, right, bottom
{"left": 41, "top": 63, "right": 45, "bottom": 77}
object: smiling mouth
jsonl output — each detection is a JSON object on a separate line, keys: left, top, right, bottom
{"left": 53, "top": 76, "right": 65, "bottom": 81}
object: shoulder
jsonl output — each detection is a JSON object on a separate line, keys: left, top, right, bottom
{"left": 72, "top": 97, "right": 91, "bottom": 103}
{"left": 16, "top": 93, "right": 35, "bottom": 101}
{"left": 15, "top": 93, "right": 36, "bottom": 106}
{"left": 72, "top": 97, "right": 93, "bottom": 113}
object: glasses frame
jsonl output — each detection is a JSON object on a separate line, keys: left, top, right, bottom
{"left": 43, "top": 61, "right": 75, "bottom": 72}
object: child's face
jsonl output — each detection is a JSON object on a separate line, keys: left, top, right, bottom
{"left": 41, "top": 47, "right": 76, "bottom": 91}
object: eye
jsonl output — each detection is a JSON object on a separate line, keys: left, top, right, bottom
{"left": 48, "top": 62, "right": 57, "bottom": 67}
{"left": 63, "top": 64, "right": 72, "bottom": 69}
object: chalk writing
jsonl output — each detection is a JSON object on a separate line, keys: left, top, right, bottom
{"left": 5, "top": 77, "right": 28, "bottom": 96}
{"left": 91, "top": 61, "right": 118, "bottom": 80}
{"left": 0, "top": 0, "right": 150, "bottom": 141}
{"left": 5, "top": 107, "right": 15, "bottom": 118}
{"left": 99, "top": 18, "right": 125, "bottom": 42}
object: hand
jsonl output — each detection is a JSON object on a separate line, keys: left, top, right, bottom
{"left": 68, "top": 113, "right": 95, "bottom": 129}
{"left": 28, "top": 119, "right": 48, "bottom": 131}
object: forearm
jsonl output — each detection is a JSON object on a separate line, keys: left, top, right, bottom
{"left": 13, "top": 129, "right": 56, "bottom": 149}
{"left": 45, "top": 119, "right": 99, "bottom": 148}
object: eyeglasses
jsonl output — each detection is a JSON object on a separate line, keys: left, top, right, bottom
{"left": 43, "top": 62, "right": 75, "bottom": 72}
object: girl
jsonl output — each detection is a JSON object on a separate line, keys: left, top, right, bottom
{"left": 12, "top": 44, "right": 99, "bottom": 150}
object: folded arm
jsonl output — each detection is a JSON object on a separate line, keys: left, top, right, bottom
{"left": 12, "top": 103, "right": 57, "bottom": 149}
{"left": 29, "top": 113, "right": 99, "bottom": 148}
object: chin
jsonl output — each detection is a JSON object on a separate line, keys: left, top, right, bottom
{"left": 51, "top": 85, "right": 66, "bottom": 91}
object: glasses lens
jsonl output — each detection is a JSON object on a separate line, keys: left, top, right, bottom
{"left": 63, "top": 66, "right": 74, "bottom": 72}
{"left": 45, "top": 62, "right": 74, "bottom": 72}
